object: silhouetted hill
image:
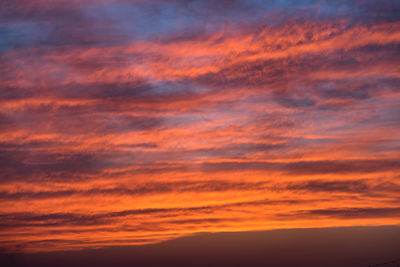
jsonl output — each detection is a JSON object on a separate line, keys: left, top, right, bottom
{"left": 2, "top": 225, "right": 400, "bottom": 267}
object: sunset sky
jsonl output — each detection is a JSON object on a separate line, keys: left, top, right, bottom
{"left": 1, "top": 0, "right": 400, "bottom": 253}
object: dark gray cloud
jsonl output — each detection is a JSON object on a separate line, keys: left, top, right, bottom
{"left": 284, "top": 207, "right": 400, "bottom": 219}
{"left": 0, "top": 150, "right": 113, "bottom": 182}
{"left": 2, "top": 178, "right": 399, "bottom": 202}
{"left": 0, "top": 197, "right": 316, "bottom": 229}
{"left": 282, "top": 179, "right": 400, "bottom": 195}
{"left": 201, "top": 159, "right": 400, "bottom": 174}
{"left": 0, "top": 180, "right": 271, "bottom": 201}
{"left": 1, "top": 153, "right": 399, "bottom": 183}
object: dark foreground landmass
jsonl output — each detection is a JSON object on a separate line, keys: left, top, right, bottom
{"left": 1, "top": 225, "right": 400, "bottom": 267}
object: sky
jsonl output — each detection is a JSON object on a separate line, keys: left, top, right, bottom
{"left": 0, "top": 0, "right": 400, "bottom": 254}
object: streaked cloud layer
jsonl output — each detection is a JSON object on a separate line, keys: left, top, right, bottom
{"left": 1, "top": 0, "right": 399, "bottom": 252}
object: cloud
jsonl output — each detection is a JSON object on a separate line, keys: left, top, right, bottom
{"left": 0, "top": 197, "right": 318, "bottom": 229}
{"left": 1, "top": 0, "right": 400, "bottom": 252}
{"left": 284, "top": 207, "right": 400, "bottom": 219}
{"left": 2, "top": 178, "right": 399, "bottom": 202}
{"left": 201, "top": 159, "right": 400, "bottom": 174}
{"left": 282, "top": 179, "right": 400, "bottom": 195}
{"left": 0, "top": 180, "right": 270, "bottom": 200}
